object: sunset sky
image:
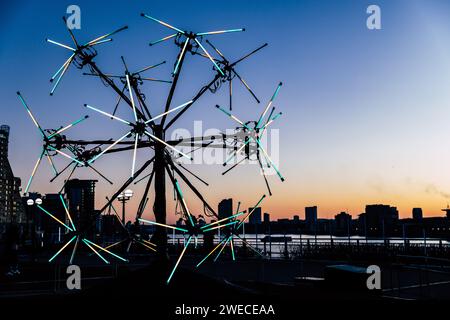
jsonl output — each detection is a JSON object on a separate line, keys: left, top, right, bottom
{"left": 2, "top": 0, "right": 450, "bottom": 223}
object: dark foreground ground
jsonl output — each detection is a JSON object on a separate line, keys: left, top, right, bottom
{"left": 1, "top": 253, "right": 449, "bottom": 318}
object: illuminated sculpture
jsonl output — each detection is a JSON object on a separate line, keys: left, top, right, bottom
{"left": 197, "top": 195, "right": 267, "bottom": 267}
{"left": 18, "top": 13, "right": 285, "bottom": 282}
{"left": 36, "top": 194, "right": 127, "bottom": 264}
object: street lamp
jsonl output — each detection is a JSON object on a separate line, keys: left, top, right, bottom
{"left": 27, "top": 198, "right": 42, "bottom": 206}
{"left": 118, "top": 189, "right": 133, "bottom": 225}
{"left": 27, "top": 197, "right": 43, "bottom": 246}
{"left": 27, "top": 197, "right": 42, "bottom": 206}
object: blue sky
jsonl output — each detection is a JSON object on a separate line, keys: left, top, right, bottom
{"left": 2, "top": 0, "right": 450, "bottom": 221}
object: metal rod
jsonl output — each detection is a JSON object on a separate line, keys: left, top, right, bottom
{"left": 167, "top": 236, "right": 192, "bottom": 284}
{"left": 136, "top": 168, "right": 155, "bottom": 220}
{"left": 161, "top": 43, "right": 187, "bottom": 126}
{"left": 98, "top": 157, "right": 155, "bottom": 214}
{"left": 166, "top": 155, "right": 218, "bottom": 217}
{"left": 165, "top": 75, "right": 221, "bottom": 130}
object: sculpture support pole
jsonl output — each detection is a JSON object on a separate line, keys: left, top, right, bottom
{"left": 152, "top": 124, "right": 168, "bottom": 256}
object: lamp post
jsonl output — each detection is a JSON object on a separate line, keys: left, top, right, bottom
{"left": 26, "top": 198, "right": 39, "bottom": 231}
{"left": 118, "top": 189, "right": 133, "bottom": 225}
{"left": 27, "top": 197, "right": 43, "bottom": 247}
{"left": 26, "top": 197, "right": 42, "bottom": 211}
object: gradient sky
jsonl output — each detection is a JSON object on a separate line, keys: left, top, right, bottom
{"left": 2, "top": 0, "right": 450, "bottom": 222}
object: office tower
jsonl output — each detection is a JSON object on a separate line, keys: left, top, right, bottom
{"left": 263, "top": 212, "right": 270, "bottom": 223}
{"left": 248, "top": 207, "right": 262, "bottom": 224}
{"left": 218, "top": 198, "right": 233, "bottom": 220}
{"left": 305, "top": 206, "right": 317, "bottom": 224}
{"left": 360, "top": 204, "right": 399, "bottom": 237}
{"left": 41, "top": 193, "right": 66, "bottom": 243}
{"left": 0, "top": 125, "right": 25, "bottom": 231}
{"left": 412, "top": 208, "right": 423, "bottom": 220}
{"left": 305, "top": 206, "right": 318, "bottom": 233}
{"left": 334, "top": 211, "right": 352, "bottom": 235}
{"left": 64, "top": 179, "right": 97, "bottom": 234}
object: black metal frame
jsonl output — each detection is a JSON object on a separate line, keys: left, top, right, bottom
{"left": 20, "top": 13, "right": 284, "bottom": 261}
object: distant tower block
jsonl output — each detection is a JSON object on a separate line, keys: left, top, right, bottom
{"left": 412, "top": 208, "right": 423, "bottom": 220}
{"left": 441, "top": 206, "right": 450, "bottom": 219}
{"left": 218, "top": 198, "right": 233, "bottom": 220}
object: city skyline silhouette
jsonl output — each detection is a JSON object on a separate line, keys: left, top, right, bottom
{"left": 2, "top": 1, "right": 450, "bottom": 311}
{"left": 2, "top": 0, "right": 450, "bottom": 221}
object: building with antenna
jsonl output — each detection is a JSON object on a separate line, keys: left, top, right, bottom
{"left": 442, "top": 206, "right": 450, "bottom": 219}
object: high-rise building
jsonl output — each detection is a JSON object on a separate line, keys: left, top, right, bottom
{"left": 412, "top": 208, "right": 423, "bottom": 220}
{"left": 0, "top": 125, "right": 25, "bottom": 231}
{"left": 335, "top": 212, "right": 352, "bottom": 234}
{"left": 305, "top": 206, "right": 317, "bottom": 224}
{"left": 218, "top": 198, "right": 233, "bottom": 220}
{"left": 305, "top": 206, "right": 318, "bottom": 233}
{"left": 64, "top": 179, "right": 97, "bottom": 235}
{"left": 248, "top": 207, "right": 262, "bottom": 224}
{"left": 263, "top": 212, "right": 270, "bottom": 223}
{"left": 43, "top": 194, "right": 67, "bottom": 240}
{"left": 359, "top": 204, "right": 399, "bottom": 237}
